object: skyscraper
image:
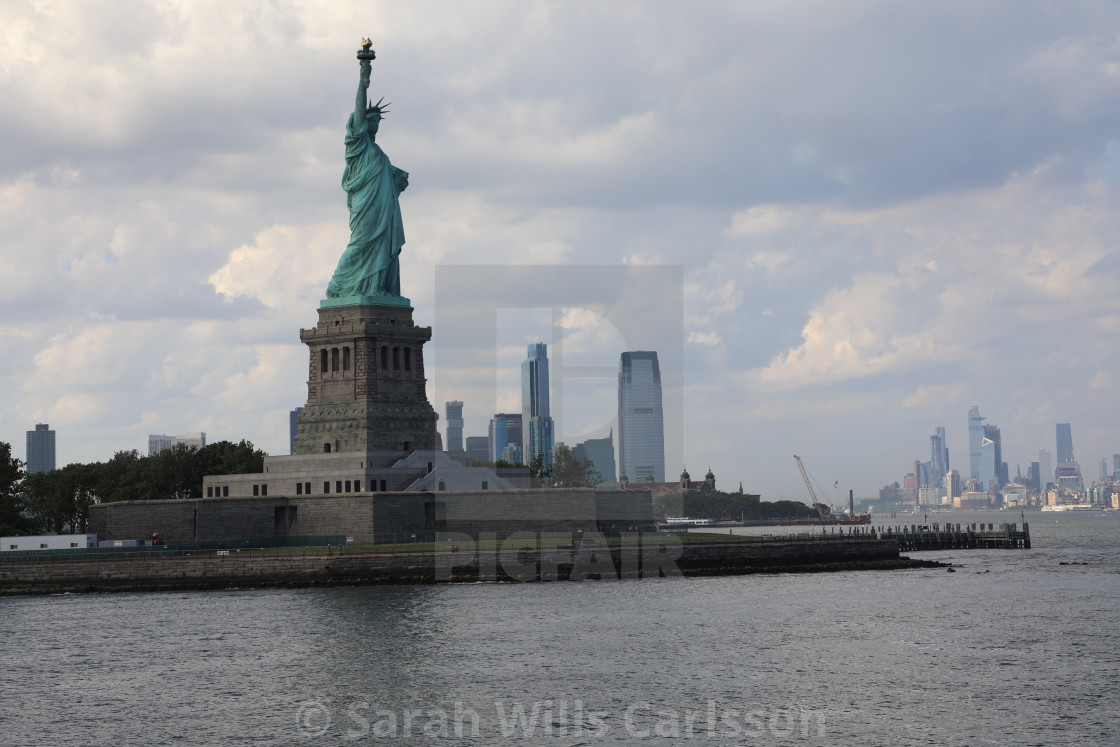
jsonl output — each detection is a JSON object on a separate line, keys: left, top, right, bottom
{"left": 1038, "top": 450, "right": 1053, "bottom": 492}
{"left": 464, "top": 436, "right": 490, "bottom": 464}
{"left": 981, "top": 423, "right": 1004, "bottom": 491}
{"left": 26, "top": 423, "right": 55, "bottom": 474}
{"left": 521, "top": 343, "right": 554, "bottom": 469}
{"left": 445, "top": 401, "right": 464, "bottom": 452}
{"left": 1054, "top": 423, "right": 1082, "bottom": 489}
{"left": 1056, "top": 423, "right": 1075, "bottom": 464}
{"left": 618, "top": 351, "right": 665, "bottom": 483}
{"left": 573, "top": 430, "right": 616, "bottom": 484}
{"left": 946, "top": 469, "right": 961, "bottom": 500}
{"left": 967, "top": 406, "right": 984, "bottom": 481}
{"left": 289, "top": 407, "right": 303, "bottom": 454}
{"left": 930, "top": 427, "right": 948, "bottom": 487}
{"left": 488, "top": 413, "right": 523, "bottom": 464}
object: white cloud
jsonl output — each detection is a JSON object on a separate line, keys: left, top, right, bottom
{"left": 209, "top": 223, "right": 344, "bottom": 308}
{"left": 688, "top": 330, "right": 722, "bottom": 347}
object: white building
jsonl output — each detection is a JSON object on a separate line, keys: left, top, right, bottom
{"left": 3, "top": 534, "right": 98, "bottom": 551}
{"left": 149, "top": 432, "right": 207, "bottom": 456}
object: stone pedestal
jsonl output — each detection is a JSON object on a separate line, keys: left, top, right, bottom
{"left": 293, "top": 303, "right": 439, "bottom": 455}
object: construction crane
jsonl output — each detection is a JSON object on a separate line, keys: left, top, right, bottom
{"left": 793, "top": 455, "right": 827, "bottom": 522}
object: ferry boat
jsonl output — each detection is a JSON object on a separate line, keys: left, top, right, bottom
{"left": 1041, "top": 504, "right": 1094, "bottom": 512}
{"left": 663, "top": 517, "right": 714, "bottom": 526}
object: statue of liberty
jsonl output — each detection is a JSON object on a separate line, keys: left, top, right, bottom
{"left": 326, "top": 42, "right": 409, "bottom": 302}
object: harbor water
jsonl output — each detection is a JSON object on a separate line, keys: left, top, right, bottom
{"left": 1, "top": 510, "right": 1118, "bottom": 744}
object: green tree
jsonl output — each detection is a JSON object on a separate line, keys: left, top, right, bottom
{"left": 25, "top": 463, "right": 98, "bottom": 534}
{"left": 0, "top": 441, "right": 31, "bottom": 536}
{"left": 93, "top": 450, "right": 150, "bottom": 503}
{"left": 671, "top": 490, "right": 819, "bottom": 521}
{"left": 527, "top": 455, "right": 550, "bottom": 488}
{"left": 548, "top": 445, "right": 602, "bottom": 488}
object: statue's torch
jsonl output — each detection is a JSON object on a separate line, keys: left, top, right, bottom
{"left": 357, "top": 37, "right": 376, "bottom": 61}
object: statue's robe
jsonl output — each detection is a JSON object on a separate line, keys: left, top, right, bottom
{"left": 326, "top": 113, "right": 408, "bottom": 298}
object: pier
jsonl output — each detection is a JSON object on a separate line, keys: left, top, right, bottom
{"left": 874, "top": 522, "right": 1030, "bottom": 551}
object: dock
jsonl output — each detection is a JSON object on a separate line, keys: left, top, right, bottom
{"left": 874, "top": 522, "right": 1030, "bottom": 551}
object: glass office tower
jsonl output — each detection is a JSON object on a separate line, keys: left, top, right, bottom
{"left": 618, "top": 351, "right": 665, "bottom": 483}
{"left": 521, "top": 343, "right": 554, "bottom": 469}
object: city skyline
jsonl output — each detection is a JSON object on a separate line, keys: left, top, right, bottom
{"left": 890, "top": 412, "right": 1116, "bottom": 503}
{"left": 2, "top": 3, "right": 1119, "bottom": 499}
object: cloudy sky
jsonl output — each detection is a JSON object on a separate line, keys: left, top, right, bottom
{"left": 3, "top": 1, "right": 1119, "bottom": 501}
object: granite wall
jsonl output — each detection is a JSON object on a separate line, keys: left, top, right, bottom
{"left": 88, "top": 488, "right": 654, "bottom": 545}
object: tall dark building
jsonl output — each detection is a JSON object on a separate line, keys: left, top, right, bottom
{"left": 26, "top": 423, "right": 55, "bottom": 474}
{"left": 445, "top": 401, "right": 464, "bottom": 452}
{"left": 1056, "top": 423, "right": 1075, "bottom": 464}
{"left": 1054, "top": 423, "right": 1082, "bottom": 489}
{"left": 981, "top": 423, "right": 1004, "bottom": 491}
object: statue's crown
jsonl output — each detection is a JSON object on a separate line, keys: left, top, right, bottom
{"left": 366, "top": 96, "right": 390, "bottom": 118}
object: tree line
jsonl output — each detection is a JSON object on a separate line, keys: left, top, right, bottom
{"left": 653, "top": 490, "right": 822, "bottom": 521}
{"left": 481, "top": 444, "right": 603, "bottom": 488}
{"left": 0, "top": 440, "right": 265, "bottom": 536}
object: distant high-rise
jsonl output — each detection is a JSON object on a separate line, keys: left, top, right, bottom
{"left": 981, "top": 424, "right": 1004, "bottom": 491}
{"left": 946, "top": 469, "right": 961, "bottom": 499}
{"left": 1056, "top": 423, "right": 1075, "bottom": 464}
{"left": 618, "top": 351, "right": 665, "bottom": 483}
{"left": 26, "top": 424, "right": 56, "bottom": 474}
{"left": 930, "top": 427, "right": 948, "bottom": 487}
{"left": 573, "top": 430, "right": 616, "bottom": 484}
{"left": 464, "top": 436, "right": 489, "bottom": 464}
{"left": 1098, "top": 458, "right": 1109, "bottom": 482}
{"left": 1038, "top": 450, "right": 1053, "bottom": 491}
{"left": 445, "top": 401, "right": 464, "bottom": 452}
{"left": 488, "top": 413, "right": 523, "bottom": 464}
{"left": 967, "top": 406, "right": 984, "bottom": 481}
{"left": 521, "top": 343, "right": 554, "bottom": 469}
{"left": 289, "top": 407, "right": 303, "bottom": 454}
{"left": 149, "top": 432, "right": 206, "bottom": 456}
{"left": 979, "top": 434, "right": 997, "bottom": 492}
{"left": 148, "top": 434, "right": 173, "bottom": 456}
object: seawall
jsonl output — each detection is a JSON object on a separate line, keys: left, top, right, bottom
{"left": 0, "top": 537, "right": 932, "bottom": 595}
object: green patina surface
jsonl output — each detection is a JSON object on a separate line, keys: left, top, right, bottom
{"left": 320, "top": 294, "right": 411, "bottom": 309}
{"left": 325, "top": 52, "right": 409, "bottom": 303}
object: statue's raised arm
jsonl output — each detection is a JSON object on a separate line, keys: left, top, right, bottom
{"left": 354, "top": 59, "right": 371, "bottom": 132}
